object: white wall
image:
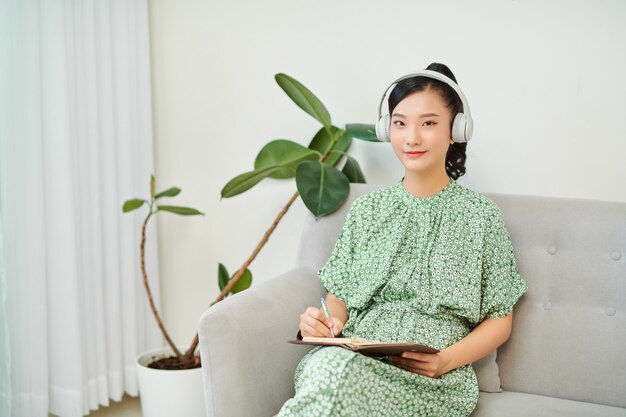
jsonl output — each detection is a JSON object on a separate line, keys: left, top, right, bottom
{"left": 148, "top": 0, "right": 626, "bottom": 345}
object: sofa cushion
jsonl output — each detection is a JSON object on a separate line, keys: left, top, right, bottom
{"left": 471, "top": 391, "right": 626, "bottom": 417}
{"left": 472, "top": 351, "right": 501, "bottom": 393}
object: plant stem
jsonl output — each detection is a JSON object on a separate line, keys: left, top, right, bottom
{"left": 184, "top": 190, "right": 300, "bottom": 357}
{"left": 217, "top": 191, "right": 300, "bottom": 305}
{"left": 141, "top": 208, "right": 183, "bottom": 358}
{"left": 183, "top": 129, "right": 345, "bottom": 359}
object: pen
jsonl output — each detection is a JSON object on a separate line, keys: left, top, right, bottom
{"left": 320, "top": 298, "right": 335, "bottom": 338}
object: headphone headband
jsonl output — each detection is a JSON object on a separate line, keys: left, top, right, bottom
{"left": 376, "top": 69, "right": 474, "bottom": 143}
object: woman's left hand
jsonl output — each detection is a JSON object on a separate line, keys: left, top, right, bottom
{"left": 389, "top": 351, "right": 451, "bottom": 378}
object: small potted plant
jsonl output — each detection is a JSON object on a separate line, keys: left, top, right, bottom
{"left": 123, "top": 177, "right": 252, "bottom": 417}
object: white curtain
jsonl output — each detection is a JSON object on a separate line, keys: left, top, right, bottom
{"left": 0, "top": 1, "right": 163, "bottom": 416}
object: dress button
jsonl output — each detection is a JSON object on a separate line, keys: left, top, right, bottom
{"left": 606, "top": 307, "right": 616, "bottom": 316}
{"left": 611, "top": 251, "right": 622, "bottom": 261}
{"left": 547, "top": 246, "right": 557, "bottom": 255}
{"left": 543, "top": 302, "right": 552, "bottom": 310}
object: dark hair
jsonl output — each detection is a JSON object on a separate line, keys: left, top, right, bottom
{"left": 388, "top": 62, "right": 467, "bottom": 180}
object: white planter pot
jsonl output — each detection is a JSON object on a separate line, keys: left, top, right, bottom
{"left": 136, "top": 346, "right": 206, "bottom": 417}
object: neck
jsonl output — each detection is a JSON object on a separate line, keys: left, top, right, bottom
{"left": 402, "top": 170, "right": 451, "bottom": 199}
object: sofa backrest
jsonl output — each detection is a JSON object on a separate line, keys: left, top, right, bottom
{"left": 487, "top": 193, "right": 626, "bottom": 408}
{"left": 296, "top": 183, "right": 626, "bottom": 408}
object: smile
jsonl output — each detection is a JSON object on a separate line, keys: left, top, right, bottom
{"left": 405, "top": 151, "right": 426, "bottom": 158}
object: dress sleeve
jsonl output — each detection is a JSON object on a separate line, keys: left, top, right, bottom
{"left": 318, "top": 201, "right": 360, "bottom": 307}
{"left": 479, "top": 206, "right": 528, "bottom": 321}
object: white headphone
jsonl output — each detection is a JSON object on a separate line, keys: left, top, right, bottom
{"left": 375, "top": 69, "right": 474, "bottom": 144}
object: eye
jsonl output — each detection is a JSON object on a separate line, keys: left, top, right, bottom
{"left": 393, "top": 120, "right": 405, "bottom": 127}
{"left": 422, "top": 121, "right": 436, "bottom": 127}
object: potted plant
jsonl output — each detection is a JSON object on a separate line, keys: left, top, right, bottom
{"left": 123, "top": 178, "right": 252, "bottom": 417}
{"left": 122, "top": 73, "right": 378, "bottom": 416}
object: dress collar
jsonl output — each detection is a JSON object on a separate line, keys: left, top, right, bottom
{"left": 394, "top": 177, "right": 457, "bottom": 207}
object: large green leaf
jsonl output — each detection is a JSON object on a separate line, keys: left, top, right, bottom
{"left": 254, "top": 140, "right": 321, "bottom": 179}
{"left": 308, "top": 127, "right": 351, "bottom": 166}
{"left": 155, "top": 187, "right": 181, "bottom": 199}
{"left": 218, "top": 263, "right": 229, "bottom": 291}
{"left": 221, "top": 166, "right": 283, "bottom": 198}
{"left": 275, "top": 73, "right": 331, "bottom": 128}
{"left": 230, "top": 268, "right": 253, "bottom": 294}
{"left": 122, "top": 199, "right": 146, "bottom": 213}
{"left": 342, "top": 156, "right": 366, "bottom": 183}
{"left": 296, "top": 160, "right": 350, "bottom": 218}
{"left": 345, "top": 123, "right": 380, "bottom": 142}
{"left": 157, "top": 205, "right": 204, "bottom": 216}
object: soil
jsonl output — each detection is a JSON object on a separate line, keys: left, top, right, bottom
{"left": 147, "top": 354, "right": 201, "bottom": 370}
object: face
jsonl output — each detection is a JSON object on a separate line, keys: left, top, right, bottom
{"left": 389, "top": 88, "right": 454, "bottom": 178}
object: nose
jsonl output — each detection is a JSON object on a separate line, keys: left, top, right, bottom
{"left": 405, "top": 125, "right": 422, "bottom": 146}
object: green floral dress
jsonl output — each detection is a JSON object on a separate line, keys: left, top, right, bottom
{"left": 277, "top": 178, "right": 528, "bottom": 417}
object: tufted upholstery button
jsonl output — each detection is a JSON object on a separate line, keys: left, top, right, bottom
{"left": 606, "top": 307, "right": 616, "bottom": 316}
{"left": 547, "top": 246, "right": 557, "bottom": 255}
{"left": 543, "top": 302, "right": 552, "bottom": 310}
{"left": 611, "top": 251, "right": 622, "bottom": 261}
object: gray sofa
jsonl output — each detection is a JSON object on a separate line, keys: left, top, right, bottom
{"left": 198, "top": 183, "right": 626, "bottom": 416}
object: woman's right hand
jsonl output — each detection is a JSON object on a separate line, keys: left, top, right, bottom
{"left": 299, "top": 307, "right": 344, "bottom": 338}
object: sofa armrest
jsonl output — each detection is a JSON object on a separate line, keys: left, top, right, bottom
{"left": 198, "top": 266, "right": 325, "bottom": 417}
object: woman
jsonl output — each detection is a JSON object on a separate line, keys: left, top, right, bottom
{"left": 277, "top": 63, "right": 528, "bottom": 416}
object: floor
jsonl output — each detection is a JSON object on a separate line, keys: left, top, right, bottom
{"left": 48, "top": 395, "right": 142, "bottom": 417}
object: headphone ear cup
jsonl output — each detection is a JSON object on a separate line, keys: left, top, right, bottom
{"left": 376, "top": 114, "right": 391, "bottom": 142}
{"left": 451, "top": 113, "right": 468, "bottom": 143}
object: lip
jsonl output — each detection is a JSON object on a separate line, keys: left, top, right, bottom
{"left": 405, "top": 151, "right": 426, "bottom": 158}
